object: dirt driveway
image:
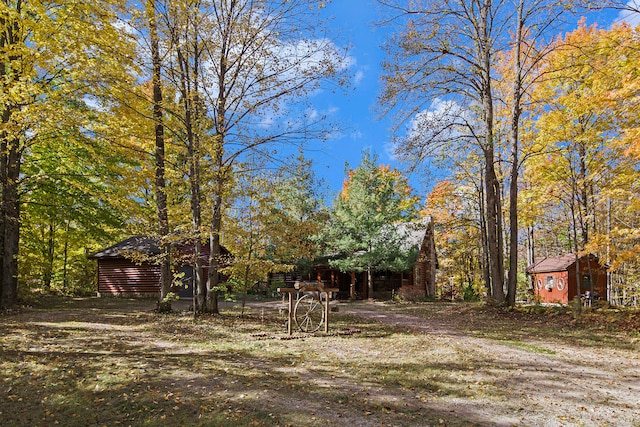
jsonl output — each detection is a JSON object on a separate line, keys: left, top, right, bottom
{"left": 0, "top": 297, "right": 638, "bottom": 427}
{"left": 337, "top": 302, "right": 640, "bottom": 426}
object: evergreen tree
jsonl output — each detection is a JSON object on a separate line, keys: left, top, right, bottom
{"left": 325, "top": 151, "right": 419, "bottom": 299}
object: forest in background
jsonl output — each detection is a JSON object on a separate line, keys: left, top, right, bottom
{"left": 380, "top": 0, "right": 640, "bottom": 306}
{"left": 1, "top": 0, "right": 639, "bottom": 309}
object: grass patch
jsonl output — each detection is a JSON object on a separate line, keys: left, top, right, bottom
{"left": 384, "top": 300, "right": 640, "bottom": 350}
{"left": 1, "top": 297, "right": 639, "bottom": 427}
{"left": 498, "top": 340, "right": 556, "bottom": 354}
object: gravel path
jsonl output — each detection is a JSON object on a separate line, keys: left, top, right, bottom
{"left": 338, "top": 302, "right": 640, "bottom": 427}
{"left": 2, "top": 298, "right": 638, "bottom": 426}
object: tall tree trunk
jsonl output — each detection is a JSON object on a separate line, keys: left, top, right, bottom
{"left": 240, "top": 239, "right": 254, "bottom": 317}
{"left": 180, "top": 64, "right": 204, "bottom": 313}
{"left": 182, "top": 69, "right": 204, "bottom": 313}
{"left": 480, "top": 0, "right": 505, "bottom": 303}
{"left": 506, "top": 125, "right": 520, "bottom": 305}
{"left": 170, "top": 9, "right": 206, "bottom": 313}
{"left": 506, "top": 0, "right": 524, "bottom": 307}
{"left": 147, "top": 0, "right": 172, "bottom": 313}
{"left": 526, "top": 225, "right": 535, "bottom": 266}
{"left": 1, "top": 141, "right": 21, "bottom": 308}
{"left": 207, "top": 20, "right": 231, "bottom": 315}
{"left": 207, "top": 167, "right": 223, "bottom": 315}
{"left": 479, "top": 170, "right": 491, "bottom": 295}
{"left": 0, "top": 8, "right": 22, "bottom": 308}
{"left": 485, "top": 148, "right": 505, "bottom": 302}
{"left": 62, "top": 220, "right": 69, "bottom": 289}
{"left": 577, "top": 142, "right": 589, "bottom": 248}
{"left": 207, "top": 204, "right": 221, "bottom": 313}
{"left": 571, "top": 200, "right": 581, "bottom": 315}
{"left": 43, "top": 222, "right": 55, "bottom": 290}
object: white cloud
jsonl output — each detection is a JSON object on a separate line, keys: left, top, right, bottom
{"left": 408, "top": 98, "right": 466, "bottom": 141}
{"left": 384, "top": 138, "right": 397, "bottom": 160}
{"left": 618, "top": 1, "right": 640, "bottom": 27}
{"left": 353, "top": 70, "right": 364, "bottom": 85}
{"left": 258, "top": 111, "right": 276, "bottom": 129}
{"left": 269, "top": 37, "right": 354, "bottom": 84}
{"left": 307, "top": 108, "right": 320, "bottom": 122}
{"left": 387, "top": 98, "right": 469, "bottom": 162}
{"left": 303, "top": 106, "right": 339, "bottom": 125}
{"left": 113, "top": 18, "right": 137, "bottom": 36}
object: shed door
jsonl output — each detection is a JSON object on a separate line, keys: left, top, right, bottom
{"left": 173, "top": 266, "right": 194, "bottom": 298}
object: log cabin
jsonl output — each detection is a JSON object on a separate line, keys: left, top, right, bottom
{"left": 271, "top": 219, "right": 438, "bottom": 300}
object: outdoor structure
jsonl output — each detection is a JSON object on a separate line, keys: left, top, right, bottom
{"left": 278, "top": 281, "right": 339, "bottom": 334}
{"left": 90, "top": 236, "right": 222, "bottom": 298}
{"left": 396, "top": 220, "right": 438, "bottom": 300}
{"left": 272, "top": 220, "right": 438, "bottom": 300}
{"left": 526, "top": 254, "right": 608, "bottom": 304}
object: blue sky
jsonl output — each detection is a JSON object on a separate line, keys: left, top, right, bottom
{"left": 308, "top": 0, "right": 399, "bottom": 201}
{"left": 306, "top": 1, "right": 630, "bottom": 204}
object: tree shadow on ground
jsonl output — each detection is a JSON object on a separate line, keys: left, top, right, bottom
{"left": 1, "top": 297, "right": 638, "bottom": 427}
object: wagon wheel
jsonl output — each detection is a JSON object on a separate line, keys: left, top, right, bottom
{"left": 294, "top": 294, "right": 325, "bottom": 332}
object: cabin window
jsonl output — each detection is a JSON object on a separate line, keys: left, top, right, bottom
{"left": 582, "top": 275, "right": 592, "bottom": 290}
{"left": 557, "top": 278, "right": 565, "bottom": 291}
{"left": 545, "top": 275, "right": 554, "bottom": 291}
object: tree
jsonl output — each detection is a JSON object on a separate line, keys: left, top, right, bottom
{"left": 200, "top": 0, "right": 349, "bottom": 313}
{"left": 93, "top": 1, "right": 346, "bottom": 314}
{"left": 378, "top": 0, "right": 584, "bottom": 304}
{"left": 19, "top": 137, "right": 125, "bottom": 294}
{"left": 152, "top": 0, "right": 349, "bottom": 313}
{"left": 525, "top": 21, "right": 640, "bottom": 304}
{"left": 264, "top": 152, "right": 327, "bottom": 275}
{"left": 499, "top": 0, "right": 582, "bottom": 306}
{"left": 222, "top": 166, "right": 287, "bottom": 312}
{"left": 221, "top": 152, "right": 325, "bottom": 311}
{"left": 425, "top": 179, "right": 487, "bottom": 300}
{"left": 0, "top": 0, "right": 134, "bottom": 307}
{"left": 378, "top": 0, "right": 507, "bottom": 302}
{"left": 325, "top": 150, "right": 419, "bottom": 299}
{"left": 157, "top": 0, "right": 211, "bottom": 313}
{"left": 147, "top": 0, "right": 173, "bottom": 312}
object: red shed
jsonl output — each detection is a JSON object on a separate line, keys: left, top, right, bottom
{"left": 89, "top": 236, "right": 220, "bottom": 298}
{"left": 526, "top": 254, "right": 607, "bottom": 304}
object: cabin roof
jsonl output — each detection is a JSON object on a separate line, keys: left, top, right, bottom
{"left": 90, "top": 235, "right": 228, "bottom": 262}
{"left": 314, "top": 218, "right": 433, "bottom": 264}
{"left": 379, "top": 217, "right": 432, "bottom": 251}
{"left": 526, "top": 253, "right": 604, "bottom": 274}
{"left": 395, "top": 220, "right": 428, "bottom": 250}
{"left": 89, "top": 236, "right": 161, "bottom": 259}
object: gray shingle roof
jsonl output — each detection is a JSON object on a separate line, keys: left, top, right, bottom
{"left": 88, "top": 236, "right": 160, "bottom": 259}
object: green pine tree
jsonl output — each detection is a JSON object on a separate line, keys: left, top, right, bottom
{"left": 325, "top": 150, "right": 420, "bottom": 299}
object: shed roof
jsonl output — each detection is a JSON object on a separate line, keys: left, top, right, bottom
{"left": 89, "top": 236, "right": 228, "bottom": 263}
{"left": 89, "top": 236, "right": 160, "bottom": 259}
{"left": 525, "top": 253, "right": 602, "bottom": 274}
